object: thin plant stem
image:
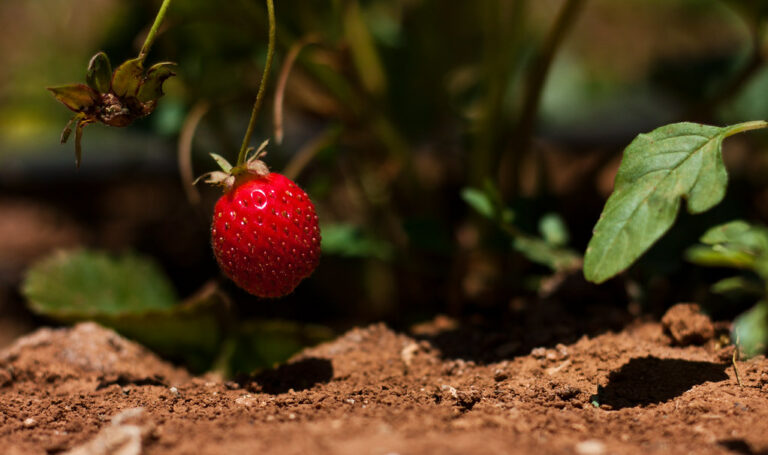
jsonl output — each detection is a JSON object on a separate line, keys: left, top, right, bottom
{"left": 501, "top": 0, "right": 585, "bottom": 199}
{"left": 138, "top": 0, "right": 174, "bottom": 63}
{"left": 237, "top": 0, "right": 276, "bottom": 167}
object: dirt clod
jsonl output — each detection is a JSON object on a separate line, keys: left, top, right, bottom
{"left": 661, "top": 303, "right": 715, "bottom": 346}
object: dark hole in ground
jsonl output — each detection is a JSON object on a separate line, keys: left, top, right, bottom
{"left": 598, "top": 356, "right": 729, "bottom": 410}
{"left": 242, "top": 357, "right": 333, "bottom": 394}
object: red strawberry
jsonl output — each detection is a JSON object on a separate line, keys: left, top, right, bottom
{"left": 202, "top": 145, "right": 320, "bottom": 297}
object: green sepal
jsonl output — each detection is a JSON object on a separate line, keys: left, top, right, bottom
{"left": 137, "top": 62, "right": 176, "bottom": 103}
{"left": 111, "top": 57, "right": 144, "bottom": 97}
{"left": 47, "top": 84, "right": 99, "bottom": 112}
{"left": 86, "top": 51, "right": 112, "bottom": 93}
{"left": 210, "top": 153, "right": 233, "bottom": 173}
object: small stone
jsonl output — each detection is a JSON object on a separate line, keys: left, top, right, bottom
{"left": 493, "top": 369, "right": 508, "bottom": 382}
{"left": 575, "top": 439, "right": 606, "bottom": 455}
{"left": 23, "top": 417, "right": 36, "bottom": 427}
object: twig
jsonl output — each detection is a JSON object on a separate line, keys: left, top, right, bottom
{"left": 273, "top": 36, "right": 320, "bottom": 145}
{"left": 283, "top": 126, "right": 340, "bottom": 181}
{"left": 178, "top": 101, "right": 211, "bottom": 205}
{"left": 502, "top": 0, "right": 586, "bottom": 199}
{"left": 733, "top": 334, "right": 744, "bottom": 388}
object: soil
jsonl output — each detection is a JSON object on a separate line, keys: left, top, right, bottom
{"left": 1, "top": 306, "right": 767, "bottom": 455}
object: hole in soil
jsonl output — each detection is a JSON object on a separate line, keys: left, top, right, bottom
{"left": 243, "top": 357, "right": 333, "bottom": 394}
{"left": 599, "top": 356, "right": 729, "bottom": 410}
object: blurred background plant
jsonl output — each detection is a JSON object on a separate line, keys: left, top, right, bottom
{"left": 3, "top": 0, "right": 768, "bottom": 371}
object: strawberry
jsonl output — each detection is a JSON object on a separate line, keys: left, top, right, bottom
{"left": 201, "top": 142, "right": 321, "bottom": 297}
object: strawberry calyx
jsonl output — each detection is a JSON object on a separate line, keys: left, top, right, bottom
{"left": 194, "top": 139, "right": 271, "bottom": 191}
{"left": 48, "top": 51, "right": 177, "bottom": 167}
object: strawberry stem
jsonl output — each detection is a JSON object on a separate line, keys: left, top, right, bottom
{"left": 138, "top": 0, "right": 174, "bottom": 64}
{"left": 236, "top": 0, "right": 276, "bottom": 167}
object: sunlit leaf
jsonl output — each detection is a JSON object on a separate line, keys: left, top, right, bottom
{"left": 47, "top": 84, "right": 98, "bottom": 112}
{"left": 584, "top": 121, "right": 768, "bottom": 284}
{"left": 111, "top": 57, "right": 144, "bottom": 97}
{"left": 86, "top": 51, "right": 112, "bottom": 93}
{"left": 733, "top": 301, "right": 768, "bottom": 357}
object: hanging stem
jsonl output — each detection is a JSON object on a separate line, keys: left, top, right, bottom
{"left": 237, "top": 0, "right": 276, "bottom": 167}
{"left": 138, "top": 0, "right": 174, "bottom": 63}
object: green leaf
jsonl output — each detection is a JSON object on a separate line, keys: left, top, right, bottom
{"left": 710, "top": 276, "right": 765, "bottom": 298}
{"left": 48, "top": 84, "right": 98, "bottom": 112}
{"left": 86, "top": 51, "right": 112, "bottom": 93}
{"left": 23, "top": 249, "right": 177, "bottom": 317}
{"left": 584, "top": 121, "right": 768, "bottom": 284}
{"left": 22, "top": 249, "right": 224, "bottom": 372}
{"left": 137, "top": 61, "right": 176, "bottom": 103}
{"left": 733, "top": 301, "right": 768, "bottom": 357}
{"left": 685, "top": 245, "right": 756, "bottom": 269}
{"left": 321, "top": 224, "right": 393, "bottom": 261}
{"left": 111, "top": 57, "right": 144, "bottom": 97}
{"left": 539, "top": 213, "right": 570, "bottom": 247}
{"left": 461, "top": 188, "right": 494, "bottom": 219}
{"left": 686, "top": 220, "right": 768, "bottom": 275}
{"left": 513, "top": 236, "right": 581, "bottom": 272}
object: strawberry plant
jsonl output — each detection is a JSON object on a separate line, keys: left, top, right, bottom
{"left": 584, "top": 121, "right": 768, "bottom": 355}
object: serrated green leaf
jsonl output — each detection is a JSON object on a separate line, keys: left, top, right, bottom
{"left": 86, "top": 51, "right": 112, "bottom": 93}
{"left": 539, "top": 213, "right": 570, "bottom": 247}
{"left": 513, "top": 236, "right": 581, "bottom": 272}
{"left": 23, "top": 249, "right": 177, "bottom": 318}
{"left": 48, "top": 84, "right": 98, "bottom": 112}
{"left": 137, "top": 61, "right": 176, "bottom": 103}
{"left": 111, "top": 57, "right": 144, "bottom": 97}
{"left": 733, "top": 301, "right": 768, "bottom": 357}
{"left": 584, "top": 121, "right": 768, "bottom": 284}
{"left": 461, "top": 187, "right": 494, "bottom": 220}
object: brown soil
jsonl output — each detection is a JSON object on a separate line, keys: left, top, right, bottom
{"left": 1, "top": 307, "right": 767, "bottom": 455}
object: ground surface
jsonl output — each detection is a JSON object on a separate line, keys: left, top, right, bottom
{"left": 1, "top": 306, "right": 767, "bottom": 455}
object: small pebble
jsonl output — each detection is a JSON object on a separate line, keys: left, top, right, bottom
{"left": 575, "top": 439, "right": 606, "bottom": 455}
{"left": 23, "top": 418, "right": 36, "bottom": 428}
